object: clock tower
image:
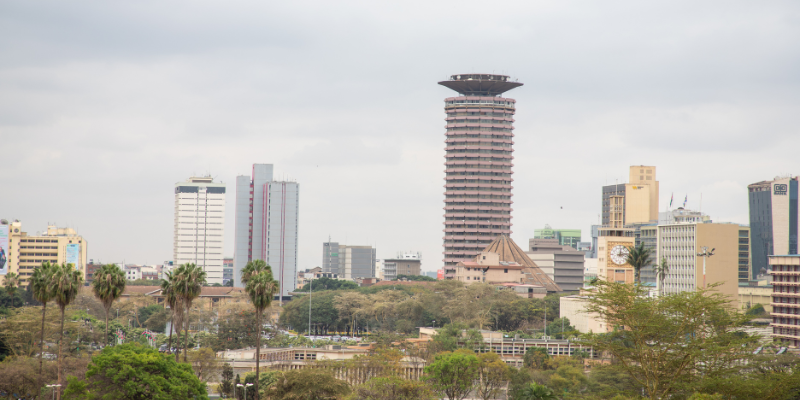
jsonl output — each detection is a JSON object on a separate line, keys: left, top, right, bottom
{"left": 597, "top": 191, "right": 636, "bottom": 283}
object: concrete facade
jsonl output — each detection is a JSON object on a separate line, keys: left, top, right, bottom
{"left": 526, "top": 239, "right": 585, "bottom": 292}
{"left": 560, "top": 295, "right": 605, "bottom": 334}
{"left": 657, "top": 221, "right": 740, "bottom": 306}
{"left": 233, "top": 164, "right": 299, "bottom": 298}
{"left": 439, "top": 74, "right": 521, "bottom": 269}
{"left": 174, "top": 176, "right": 226, "bottom": 284}
{"left": 770, "top": 255, "right": 800, "bottom": 347}
{"left": 382, "top": 252, "right": 422, "bottom": 280}
{"left": 2, "top": 221, "right": 88, "bottom": 287}
{"left": 322, "top": 242, "right": 376, "bottom": 280}
{"left": 454, "top": 251, "right": 526, "bottom": 284}
{"left": 601, "top": 166, "right": 659, "bottom": 227}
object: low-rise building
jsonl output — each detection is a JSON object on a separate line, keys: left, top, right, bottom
{"left": 739, "top": 283, "right": 774, "bottom": 313}
{"left": 382, "top": 252, "right": 422, "bottom": 281}
{"left": 454, "top": 252, "right": 525, "bottom": 284}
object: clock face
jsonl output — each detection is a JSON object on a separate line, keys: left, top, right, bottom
{"left": 610, "top": 245, "right": 629, "bottom": 265}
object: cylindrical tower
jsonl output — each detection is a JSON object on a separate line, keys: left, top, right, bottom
{"left": 438, "top": 74, "right": 523, "bottom": 273}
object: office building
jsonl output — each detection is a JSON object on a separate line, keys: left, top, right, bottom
{"left": 527, "top": 239, "right": 585, "bottom": 292}
{"left": 769, "top": 255, "right": 800, "bottom": 347}
{"left": 322, "top": 241, "right": 376, "bottom": 280}
{"left": 233, "top": 164, "right": 299, "bottom": 298}
{"left": 657, "top": 217, "right": 741, "bottom": 304}
{"left": 174, "top": 176, "right": 226, "bottom": 284}
{"left": 587, "top": 225, "right": 600, "bottom": 259}
{"left": 453, "top": 251, "right": 526, "bottom": 284}
{"left": 1, "top": 220, "right": 87, "bottom": 287}
{"left": 223, "top": 257, "right": 233, "bottom": 285}
{"left": 601, "top": 166, "right": 659, "bottom": 227}
{"left": 533, "top": 225, "right": 581, "bottom": 249}
{"left": 382, "top": 252, "right": 422, "bottom": 280}
{"left": 439, "top": 74, "right": 522, "bottom": 268}
{"left": 749, "top": 176, "right": 799, "bottom": 280}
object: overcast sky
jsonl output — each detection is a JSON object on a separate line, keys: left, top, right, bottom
{"left": 2, "top": 1, "right": 799, "bottom": 273}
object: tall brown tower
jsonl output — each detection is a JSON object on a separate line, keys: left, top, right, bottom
{"left": 438, "top": 74, "right": 523, "bottom": 274}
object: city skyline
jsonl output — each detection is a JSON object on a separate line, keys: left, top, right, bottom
{"left": 3, "top": 1, "right": 799, "bottom": 272}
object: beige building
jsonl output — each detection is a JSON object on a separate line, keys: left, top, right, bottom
{"left": 560, "top": 293, "right": 605, "bottom": 333}
{"left": 657, "top": 221, "right": 740, "bottom": 306}
{"left": 454, "top": 251, "right": 526, "bottom": 284}
{"left": 626, "top": 165, "right": 659, "bottom": 224}
{"left": 3, "top": 220, "right": 88, "bottom": 287}
{"left": 382, "top": 253, "right": 422, "bottom": 280}
{"left": 739, "top": 285, "right": 773, "bottom": 313}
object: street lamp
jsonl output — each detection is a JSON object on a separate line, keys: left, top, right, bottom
{"left": 45, "top": 384, "right": 61, "bottom": 400}
{"left": 237, "top": 383, "right": 254, "bottom": 400}
{"left": 697, "top": 247, "right": 715, "bottom": 289}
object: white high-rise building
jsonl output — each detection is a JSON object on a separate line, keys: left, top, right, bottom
{"left": 173, "top": 176, "right": 226, "bottom": 285}
{"left": 233, "top": 164, "right": 299, "bottom": 299}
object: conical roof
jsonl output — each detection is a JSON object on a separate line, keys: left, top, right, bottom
{"left": 482, "top": 235, "right": 562, "bottom": 292}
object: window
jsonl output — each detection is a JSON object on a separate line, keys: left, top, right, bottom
{"left": 504, "top": 269, "right": 508, "bottom": 273}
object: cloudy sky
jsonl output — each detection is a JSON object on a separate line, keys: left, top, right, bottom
{"left": 2, "top": 1, "right": 799, "bottom": 273}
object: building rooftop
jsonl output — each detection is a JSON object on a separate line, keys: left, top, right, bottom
{"left": 438, "top": 73, "right": 523, "bottom": 96}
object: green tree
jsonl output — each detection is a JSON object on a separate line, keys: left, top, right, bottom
{"left": 242, "top": 259, "right": 279, "bottom": 400}
{"left": 523, "top": 347, "right": 550, "bottom": 370}
{"left": 476, "top": 351, "right": 510, "bottom": 400}
{"left": 52, "top": 262, "right": 83, "bottom": 397}
{"left": 625, "top": 241, "right": 652, "bottom": 284}
{"left": 746, "top": 303, "right": 766, "bottom": 316}
{"left": 424, "top": 350, "right": 480, "bottom": 400}
{"left": 654, "top": 257, "right": 669, "bottom": 293}
{"left": 90, "top": 263, "right": 126, "bottom": 347}
{"left": 580, "top": 281, "right": 759, "bottom": 400}
{"left": 348, "top": 376, "right": 436, "bottom": 400}
{"left": 160, "top": 270, "right": 181, "bottom": 360}
{"left": 294, "top": 276, "right": 359, "bottom": 292}
{"left": 63, "top": 343, "right": 208, "bottom": 399}
{"left": 218, "top": 363, "right": 234, "bottom": 397}
{"left": 31, "top": 261, "right": 56, "bottom": 377}
{"left": 395, "top": 274, "right": 437, "bottom": 282}
{"left": 546, "top": 317, "right": 576, "bottom": 340}
{"left": 267, "top": 369, "right": 350, "bottom": 400}
{"left": 174, "top": 263, "right": 206, "bottom": 362}
{"left": 517, "top": 383, "right": 557, "bottom": 400}
{"left": 3, "top": 272, "right": 19, "bottom": 307}
{"left": 213, "top": 309, "right": 260, "bottom": 351}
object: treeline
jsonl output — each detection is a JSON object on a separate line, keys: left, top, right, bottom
{"left": 281, "top": 281, "right": 561, "bottom": 335}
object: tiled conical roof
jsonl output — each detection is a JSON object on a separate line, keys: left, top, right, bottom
{"left": 482, "top": 235, "right": 562, "bottom": 292}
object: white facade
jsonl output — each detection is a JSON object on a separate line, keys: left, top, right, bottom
{"left": 233, "top": 164, "right": 299, "bottom": 298}
{"left": 657, "top": 223, "right": 700, "bottom": 295}
{"left": 173, "top": 176, "right": 226, "bottom": 285}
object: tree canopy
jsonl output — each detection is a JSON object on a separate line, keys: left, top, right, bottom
{"left": 64, "top": 343, "right": 207, "bottom": 399}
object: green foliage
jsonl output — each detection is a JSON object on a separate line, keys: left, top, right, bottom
{"left": 579, "top": 281, "right": 763, "bottom": 400}
{"left": 424, "top": 350, "right": 480, "bottom": 400}
{"left": 746, "top": 303, "right": 766, "bottom": 316}
{"left": 294, "top": 276, "right": 359, "bottom": 292}
{"left": 585, "top": 364, "right": 644, "bottom": 399}
{"left": 517, "top": 382, "right": 558, "bottom": 400}
{"left": 626, "top": 241, "right": 653, "bottom": 284}
{"left": 280, "top": 290, "right": 340, "bottom": 333}
{"left": 523, "top": 347, "right": 550, "bottom": 370}
{"left": 267, "top": 369, "right": 351, "bottom": 400}
{"left": 476, "top": 351, "right": 511, "bottom": 400}
{"left": 211, "top": 309, "right": 260, "bottom": 351}
{"left": 545, "top": 317, "right": 577, "bottom": 339}
{"left": 395, "top": 274, "right": 437, "bottom": 282}
{"left": 242, "top": 259, "right": 279, "bottom": 398}
{"left": 91, "top": 263, "right": 126, "bottom": 346}
{"left": 348, "top": 376, "right": 436, "bottom": 400}
{"left": 63, "top": 343, "right": 207, "bottom": 399}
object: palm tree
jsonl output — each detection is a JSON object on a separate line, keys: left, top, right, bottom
{"left": 518, "top": 383, "right": 558, "bottom": 400}
{"left": 31, "top": 261, "right": 56, "bottom": 377}
{"left": 160, "top": 270, "right": 181, "bottom": 360}
{"left": 91, "top": 264, "right": 126, "bottom": 347}
{"left": 174, "top": 263, "right": 206, "bottom": 362}
{"left": 242, "top": 259, "right": 279, "bottom": 400}
{"left": 654, "top": 257, "right": 669, "bottom": 294}
{"left": 626, "top": 241, "right": 653, "bottom": 284}
{"left": 52, "top": 262, "right": 83, "bottom": 398}
{"left": 3, "top": 272, "right": 20, "bottom": 306}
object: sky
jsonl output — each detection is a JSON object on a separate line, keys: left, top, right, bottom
{"left": 2, "top": 1, "right": 799, "bottom": 273}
